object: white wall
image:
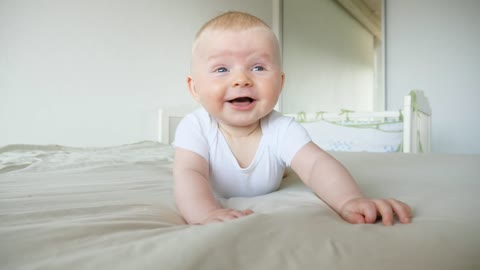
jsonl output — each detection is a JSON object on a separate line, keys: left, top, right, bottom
{"left": 0, "top": 0, "right": 273, "bottom": 147}
{"left": 282, "top": 0, "right": 375, "bottom": 113}
{"left": 385, "top": 0, "right": 480, "bottom": 154}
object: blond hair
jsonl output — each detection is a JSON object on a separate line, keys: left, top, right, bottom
{"left": 190, "top": 11, "right": 281, "bottom": 68}
{"left": 194, "top": 11, "right": 271, "bottom": 41}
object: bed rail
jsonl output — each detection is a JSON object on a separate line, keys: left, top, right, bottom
{"left": 284, "top": 90, "right": 431, "bottom": 153}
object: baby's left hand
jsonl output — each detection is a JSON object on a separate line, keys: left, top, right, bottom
{"left": 339, "top": 198, "right": 412, "bottom": 226}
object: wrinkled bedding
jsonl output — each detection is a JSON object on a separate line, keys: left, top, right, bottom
{"left": 1, "top": 141, "right": 479, "bottom": 269}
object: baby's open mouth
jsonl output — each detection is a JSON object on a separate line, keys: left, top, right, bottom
{"left": 228, "top": 97, "right": 255, "bottom": 105}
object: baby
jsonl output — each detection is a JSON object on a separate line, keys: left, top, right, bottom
{"left": 173, "top": 11, "right": 411, "bottom": 225}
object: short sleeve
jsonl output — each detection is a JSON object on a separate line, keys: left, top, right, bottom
{"left": 278, "top": 118, "right": 311, "bottom": 166}
{"left": 172, "top": 112, "right": 209, "bottom": 161}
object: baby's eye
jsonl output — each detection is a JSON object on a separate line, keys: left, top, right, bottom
{"left": 252, "top": 66, "right": 264, "bottom": 72}
{"left": 215, "top": 67, "right": 229, "bottom": 73}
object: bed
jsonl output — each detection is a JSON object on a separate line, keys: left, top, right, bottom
{"left": 2, "top": 92, "right": 480, "bottom": 269}
{"left": 1, "top": 142, "right": 479, "bottom": 269}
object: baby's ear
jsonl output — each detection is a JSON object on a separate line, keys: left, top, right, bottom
{"left": 187, "top": 76, "right": 200, "bottom": 101}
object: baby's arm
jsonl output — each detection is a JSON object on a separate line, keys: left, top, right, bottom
{"left": 173, "top": 148, "right": 253, "bottom": 224}
{"left": 291, "top": 142, "right": 411, "bottom": 226}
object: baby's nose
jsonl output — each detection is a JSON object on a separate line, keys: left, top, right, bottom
{"left": 232, "top": 71, "right": 253, "bottom": 87}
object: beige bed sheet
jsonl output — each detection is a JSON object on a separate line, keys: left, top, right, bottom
{"left": 1, "top": 141, "right": 479, "bottom": 270}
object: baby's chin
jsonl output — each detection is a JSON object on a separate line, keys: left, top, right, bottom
{"left": 217, "top": 116, "right": 262, "bottom": 129}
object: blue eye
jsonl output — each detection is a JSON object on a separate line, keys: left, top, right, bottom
{"left": 215, "top": 67, "right": 228, "bottom": 73}
{"left": 252, "top": 66, "right": 264, "bottom": 71}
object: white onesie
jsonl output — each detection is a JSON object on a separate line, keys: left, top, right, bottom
{"left": 173, "top": 108, "right": 311, "bottom": 198}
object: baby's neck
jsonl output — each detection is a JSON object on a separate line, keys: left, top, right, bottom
{"left": 218, "top": 122, "right": 261, "bottom": 138}
{"left": 218, "top": 121, "right": 262, "bottom": 169}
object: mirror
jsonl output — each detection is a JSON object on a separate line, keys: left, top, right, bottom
{"left": 280, "top": 0, "right": 384, "bottom": 113}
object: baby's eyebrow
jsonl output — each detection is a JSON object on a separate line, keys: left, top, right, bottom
{"left": 249, "top": 53, "right": 279, "bottom": 66}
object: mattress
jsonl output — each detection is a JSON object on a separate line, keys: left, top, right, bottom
{"left": 1, "top": 141, "right": 479, "bottom": 269}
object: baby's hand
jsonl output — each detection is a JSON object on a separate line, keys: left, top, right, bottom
{"left": 197, "top": 208, "right": 254, "bottom": 225}
{"left": 339, "top": 198, "right": 412, "bottom": 226}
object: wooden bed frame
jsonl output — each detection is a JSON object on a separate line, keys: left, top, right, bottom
{"left": 158, "top": 91, "right": 431, "bottom": 153}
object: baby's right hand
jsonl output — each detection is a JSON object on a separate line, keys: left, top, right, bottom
{"left": 198, "top": 208, "right": 254, "bottom": 224}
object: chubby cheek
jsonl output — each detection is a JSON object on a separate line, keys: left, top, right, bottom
{"left": 196, "top": 83, "right": 226, "bottom": 109}
{"left": 200, "top": 95, "right": 224, "bottom": 110}
{"left": 260, "top": 81, "right": 282, "bottom": 107}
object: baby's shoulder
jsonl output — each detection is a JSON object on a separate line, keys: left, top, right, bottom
{"left": 176, "top": 108, "right": 217, "bottom": 137}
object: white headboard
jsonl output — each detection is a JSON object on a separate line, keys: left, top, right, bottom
{"left": 158, "top": 105, "right": 199, "bottom": 145}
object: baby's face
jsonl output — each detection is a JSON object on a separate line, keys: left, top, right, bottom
{"left": 188, "top": 27, "right": 284, "bottom": 129}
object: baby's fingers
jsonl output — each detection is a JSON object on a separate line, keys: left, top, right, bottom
{"left": 203, "top": 209, "right": 254, "bottom": 224}
{"left": 341, "top": 200, "right": 377, "bottom": 224}
{"left": 226, "top": 210, "right": 249, "bottom": 219}
{"left": 372, "top": 199, "right": 393, "bottom": 226}
{"left": 388, "top": 199, "right": 412, "bottom": 224}
{"left": 359, "top": 201, "right": 378, "bottom": 223}
{"left": 341, "top": 211, "right": 366, "bottom": 224}
{"left": 242, "top": 209, "right": 254, "bottom": 215}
